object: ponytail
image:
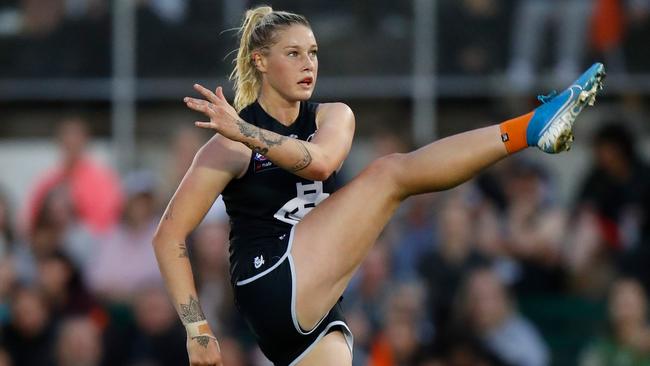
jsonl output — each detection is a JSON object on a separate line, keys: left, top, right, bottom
{"left": 229, "top": 6, "right": 310, "bottom": 112}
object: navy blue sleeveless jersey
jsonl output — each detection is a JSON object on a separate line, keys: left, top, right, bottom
{"left": 221, "top": 101, "right": 340, "bottom": 277}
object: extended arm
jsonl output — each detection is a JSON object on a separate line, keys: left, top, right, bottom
{"left": 152, "top": 134, "right": 249, "bottom": 364}
{"left": 186, "top": 85, "right": 355, "bottom": 181}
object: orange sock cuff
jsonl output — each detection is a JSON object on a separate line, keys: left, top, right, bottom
{"left": 499, "top": 111, "right": 534, "bottom": 154}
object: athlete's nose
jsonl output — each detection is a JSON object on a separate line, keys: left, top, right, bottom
{"left": 302, "top": 55, "right": 315, "bottom": 71}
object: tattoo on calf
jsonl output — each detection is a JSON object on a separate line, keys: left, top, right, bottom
{"left": 179, "top": 296, "right": 206, "bottom": 324}
{"left": 291, "top": 141, "right": 313, "bottom": 172}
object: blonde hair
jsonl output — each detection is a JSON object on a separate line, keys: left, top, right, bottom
{"left": 229, "top": 6, "right": 310, "bottom": 112}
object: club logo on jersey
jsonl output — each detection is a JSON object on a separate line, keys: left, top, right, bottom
{"left": 253, "top": 152, "right": 278, "bottom": 173}
{"left": 254, "top": 255, "right": 265, "bottom": 269}
{"left": 274, "top": 181, "right": 330, "bottom": 225}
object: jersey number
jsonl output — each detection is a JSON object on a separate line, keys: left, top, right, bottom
{"left": 274, "top": 181, "right": 329, "bottom": 225}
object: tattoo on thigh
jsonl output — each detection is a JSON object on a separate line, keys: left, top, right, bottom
{"left": 179, "top": 295, "right": 206, "bottom": 323}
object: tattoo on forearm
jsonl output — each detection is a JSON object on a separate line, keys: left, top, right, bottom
{"left": 291, "top": 141, "right": 313, "bottom": 172}
{"left": 260, "top": 129, "right": 286, "bottom": 147}
{"left": 236, "top": 118, "right": 312, "bottom": 172}
{"left": 236, "top": 119, "right": 286, "bottom": 154}
{"left": 236, "top": 118, "right": 259, "bottom": 139}
{"left": 178, "top": 243, "right": 189, "bottom": 258}
{"left": 179, "top": 295, "right": 206, "bottom": 324}
{"left": 194, "top": 336, "right": 210, "bottom": 348}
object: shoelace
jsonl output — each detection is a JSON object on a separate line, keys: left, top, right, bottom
{"left": 537, "top": 90, "right": 558, "bottom": 104}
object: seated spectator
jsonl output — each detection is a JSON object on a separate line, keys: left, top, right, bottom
{"left": 453, "top": 268, "right": 550, "bottom": 366}
{"left": 2, "top": 286, "right": 56, "bottom": 366}
{"left": 573, "top": 122, "right": 650, "bottom": 292}
{"left": 418, "top": 191, "right": 489, "bottom": 337}
{"left": 102, "top": 285, "right": 186, "bottom": 366}
{"left": 0, "top": 257, "right": 15, "bottom": 326}
{"left": 55, "top": 316, "right": 103, "bottom": 366}
{"left": 22, "top": 117, "right": 123, "bottom": 238}
{"left": 368, "top": 283, "right": 429, "bottom": 366}
{"left": 503, "top": 159, "right": 568, "bottom": 295}
{"left": 191, "top": 205, "right": 240, "bottom": 338}
{"left": 36, "top": 251, "right": 100, "bottom": 318}
{"left": 580, "top": 278, "right": 650, "bottom": 365}
{"left": 86, "top": 170, "right": 162, "bottom": 303}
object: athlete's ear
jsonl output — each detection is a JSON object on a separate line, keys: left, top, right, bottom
{"left": 252, "top": 52, "right": 267, "bottom": 73}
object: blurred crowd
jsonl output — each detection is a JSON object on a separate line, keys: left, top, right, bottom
{"left": 1, "top": 0, "right": 649, "bottom": 78}
{"left": 0, "top": 115, "right": 648, "bottom": 366}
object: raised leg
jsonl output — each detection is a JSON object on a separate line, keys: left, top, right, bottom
{"left": 291, "top": 125, "right": 507, "bottom": 329}
{"left": 289, "top": 61, "right": 605, "bottom": 361}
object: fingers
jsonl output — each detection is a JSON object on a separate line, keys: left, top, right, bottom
{"left": 184, "top": 98, "right": 217, "bottom": 117}
{"left": 194, "top": 121, "right": 212, "bottom": 129}
{"left": 215, "top": 86, "right": 226, "bottom": 102}
{"left": 194, "top": 84, "right": 221, "bottom": 104}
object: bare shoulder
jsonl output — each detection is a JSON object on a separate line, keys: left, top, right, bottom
{"left": 316, "top": 102, "right": 354, "bottom": 118}
{"left": 194, "top": 134, "right": 250, "bottom": 176}
{"left": 315, "top": 102, "right": 355, "bottom": 129}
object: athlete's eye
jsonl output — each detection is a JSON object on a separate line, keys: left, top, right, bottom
{"left": 288, "top": 51, "right": 298, "bottom": 57}
{"left": 309, "top": 50, "right": 318, "bottom": 57}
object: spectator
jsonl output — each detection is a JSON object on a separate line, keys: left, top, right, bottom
{"left": 0, "top": 189, "right": 16, "bottom": 260}
{"left": 86, "top": 170, "right": 162, "bottom": 302}
{"left": 368, "top": 283, "right": 428, "bottom": 366}
{"left": 507, "top": 0, "right": 594, "bottom": 89}
{"left": 2, "top": 286, "right": 56, "bottom": 366}
{"left": 454, "top": 268, "right": 550, "bottom": 366}
{"left": 160, "top": 126, "right": 204, "bottom": 200}
{"left": 580, "top": 278, "right": 650, "bottom": 365}
{"left": 55, "top": 316, "right": 103, "bottom": 366}
{"left": 503, "top": 159, "right": 567, "bottom": 295}
{"left": 102, "top": 286, "right": 186, "bottom": 366}
{"left": 22, "top": 117, "right": 123, "bottom": 237}
{"left": 345, "top": 243, "right": 393, "bottom": 335}
{"left": 574, "top": 122, "right": 650, "bottom": 291}
{"left": 0, "top": 257, "right": 16, "bottom": 326}
{"left": 191, "top": 210, "right": 240, "bottom": 338}
{"left": 418, "top": 191, "right": 489, "bottom": 337}
{"left": 36, "top": 251, "right": 100, "bottom": 318}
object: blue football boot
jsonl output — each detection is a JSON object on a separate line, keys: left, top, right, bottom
{"left": 527, "top": 63, "right": 606, "bottom": 153}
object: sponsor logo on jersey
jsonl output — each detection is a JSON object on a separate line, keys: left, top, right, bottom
{"left": 254, "top": 255, "right": 265, "bottom": 269}
{"left": 253, "top": 152, "right": 278, "bottom": 173}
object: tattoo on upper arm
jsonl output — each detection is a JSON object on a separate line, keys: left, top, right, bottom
{"left": 291, "top": 141, "right": 313, "bottom": 172}
{"left": 178, "top": 243, "right": 189, "bottom": 258}
{"left": 179, "top": 295, "right": 206, "bottom": 324}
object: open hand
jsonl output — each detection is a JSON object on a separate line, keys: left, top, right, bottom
{"left": 184, "top": 84, "right": 242, "bottom": 141}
